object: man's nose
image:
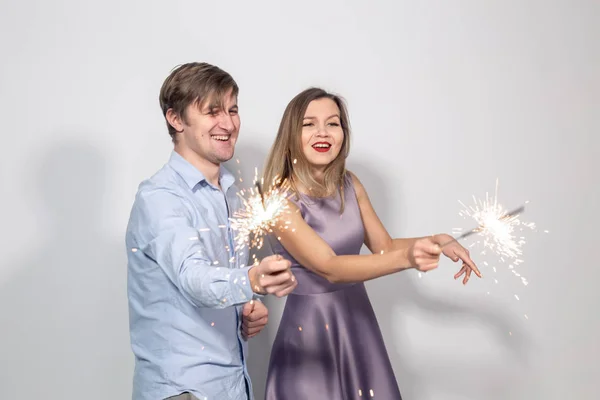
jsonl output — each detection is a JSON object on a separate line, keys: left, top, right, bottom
{"left": 218, "top": 113, "right": 235, "bottom": 131}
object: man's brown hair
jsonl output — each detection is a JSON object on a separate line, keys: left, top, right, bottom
{"left": 159, "top": 62, "right": 239, "bottom": 141}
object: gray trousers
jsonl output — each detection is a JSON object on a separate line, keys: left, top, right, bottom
{"left": 165, "top": 393, "right": 199, "bottom": 400}
{"left": 165, "top": 381, "right": 250, "bottom": 400}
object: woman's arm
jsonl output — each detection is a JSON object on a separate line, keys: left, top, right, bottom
{"left": 273, "top": 200, "right": 439, "bottom": 283}
{"left": 273, "top": 172, "right": 481, "bottom": 284}
{"left": 272, "top": 191, "right": 442, "bottom": 284}
{"left": 349, "top": 171, "right": 481, "bottom": 283}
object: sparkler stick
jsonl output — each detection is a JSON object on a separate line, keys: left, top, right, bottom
{"left": 255, "top": 181, "right": 265, "bottom": 209}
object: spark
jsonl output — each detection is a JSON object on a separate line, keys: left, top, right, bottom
{"left": 452, "top": 180, "right": 547, "bottom": 327}
{"left": 229, "top": 176, "right": 291, "bottom": 251}
{"left": 457, "top": 179, "right": 535, "bottom": 259}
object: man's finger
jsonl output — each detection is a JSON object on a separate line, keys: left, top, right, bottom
{"left": 264, "top": 259, "right": 291, "bottom": 274}
{"left": 262, "top": 270, "right": 294, "bottom": 288}
{"left": 245, "top": 315, "right": 268, "bottom": 328}
{"left": 246, "top": 306, "right": 268, "bottom": 322}
{"left": 273, "top": 281, "right": 298, "bottom": 297}
{"left": 246, "top": 310, "right": 268, "bottom": 324}
{"left": 261, "top": 254, "right": 283, "bottom": 263}
{"left": 245, "top": 319, "right": 268, "bottom": 333}
{"left": 242, "top": 300, "right": 255, "bottom": 317}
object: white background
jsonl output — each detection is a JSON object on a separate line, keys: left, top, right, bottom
{"left": 1, "top": 0, "right": 598, "bottom": 399}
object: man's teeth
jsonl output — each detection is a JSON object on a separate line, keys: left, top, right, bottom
{"left": 212, "top": 135, "right": 229, "bottom": 141}
{"left": 313, "top": 143, "right": 330, "bottom": 148}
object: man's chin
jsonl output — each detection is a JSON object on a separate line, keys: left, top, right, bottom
{"left": 215, "top": 151, "right": 235, "bottom": 164}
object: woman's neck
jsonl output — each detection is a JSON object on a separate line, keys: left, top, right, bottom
{"left": 292, "top": 169, "right": 325, "bottom": 197}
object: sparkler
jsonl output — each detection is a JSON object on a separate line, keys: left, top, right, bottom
{"left": 442, "top": 205, "right": 526, "bottom": 255}
{"left": 448, "top": 180, "right": 535, "bottom": 259}
{"left": 229, "top": 177, "right": 291, "bottom": 251}
{"left": 446, "top": 179, "right": 545, "bottom": 327}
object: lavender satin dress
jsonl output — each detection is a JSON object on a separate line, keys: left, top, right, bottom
{"left": 265, "top": 174, "right": 402, "bottom": 400}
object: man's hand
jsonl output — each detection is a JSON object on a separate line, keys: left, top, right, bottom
{"left": 248, "top": 254, "right": 297, "bottom": 297}
{"left": 241, "top": 300, "right": 268, "bottom": 340}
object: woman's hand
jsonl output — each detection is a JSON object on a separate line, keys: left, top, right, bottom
{"left": 434, "top": 234, "right": 482, "bottom": 284}
{"left": 408, "top": 234, "right": 482, "bottom": 284}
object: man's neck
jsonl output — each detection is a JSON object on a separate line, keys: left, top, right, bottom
{"left": 174, "top": 146, "right": 221, "bottom": 188}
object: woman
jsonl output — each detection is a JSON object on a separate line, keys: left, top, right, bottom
{"left": 263, "top": 88, "right": 481, "bottom": 399}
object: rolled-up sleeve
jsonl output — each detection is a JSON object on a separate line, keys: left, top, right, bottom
{"left": 134, "top": 188, "right": 255, "bottom": 308}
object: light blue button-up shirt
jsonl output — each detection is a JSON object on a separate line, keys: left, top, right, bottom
{"left": 126, "top": 151, "right": 257, "bottom": 400}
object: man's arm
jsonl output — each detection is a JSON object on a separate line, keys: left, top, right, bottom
{"left": 133, "top": 188, "right": 256, "bottom": 308}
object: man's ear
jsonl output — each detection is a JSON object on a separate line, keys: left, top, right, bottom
{"left": 166, "top": 108, "right": 184, "bottom": 133}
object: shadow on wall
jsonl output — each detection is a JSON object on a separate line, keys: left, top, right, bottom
{"left": 0, "top": 140, "right": 132, "bottom": 399}
{"left": 348, "top": 159, "right": 533, "bottom": 400}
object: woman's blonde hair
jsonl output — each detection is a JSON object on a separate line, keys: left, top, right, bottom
{"left": 263, "top": 87, "right": 351, "bottom": 212}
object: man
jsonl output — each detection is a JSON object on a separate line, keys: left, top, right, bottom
{"left": 126, "top": 62, "right": 297, "bottom": 400}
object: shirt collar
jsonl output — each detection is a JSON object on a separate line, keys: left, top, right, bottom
{"left": 168, "top": 151, "right": 236, "bottom": 192}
